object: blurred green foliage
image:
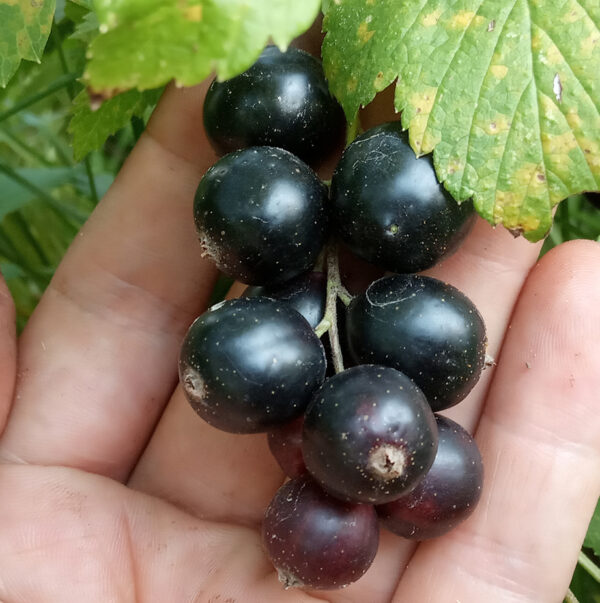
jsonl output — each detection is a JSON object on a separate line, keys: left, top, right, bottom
{"left": 0, "top": 17, "right": 134, "bottom": 329}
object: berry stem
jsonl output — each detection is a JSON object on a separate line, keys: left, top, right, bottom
{"left": 337, "top": 283, "right": 353, "bottom": 307}
{"left": 314, "top": 243, "right": 350, "bottom": 373}
{"left": 326, "top": 248, "right": 345, "bottom": 374}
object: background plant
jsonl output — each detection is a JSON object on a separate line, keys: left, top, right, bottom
{"left": 0, "top": 1, "right": 599, "bottom": 599}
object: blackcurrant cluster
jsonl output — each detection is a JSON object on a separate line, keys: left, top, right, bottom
{"left": 180, "top": 46, "right": 487, "bottom": 590}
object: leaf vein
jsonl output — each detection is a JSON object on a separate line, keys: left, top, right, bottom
{"left": 523, "top": 0, "right": 551, "bottom": 229}
{"left": 538, "top": 89, "right": 597, "bottom": 187}
{"left": 530, "top": 20, "right": 600, "bottom": 118}
{"left": 458, "top": 0, "right": 519, "bottom": 197}
{"left": 490, "top": 80, "right": 532, "bottom": 213}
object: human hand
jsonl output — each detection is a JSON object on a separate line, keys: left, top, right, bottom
{"left": 0, "top": 76, "right": 598, "bottom": 603}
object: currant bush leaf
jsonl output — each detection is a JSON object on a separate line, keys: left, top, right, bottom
{"left": 84, "top": 0, "right": 321, "bottom": 92}
{"left": 0, "top": 0, "right": 56, "bottom": 87}
{"left": 323, "top": 0, "right": 600, "bottom": 241}
{"left": 69, "top": 88, "right": 161, "bottom": 160}
{"left": 69, "top": 0, "right": 93, "bottom": 9}
{"left": 70, "top": 11, "right": 99, "bottom": 44}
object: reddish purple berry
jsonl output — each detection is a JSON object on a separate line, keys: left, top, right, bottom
{"left": 262, "top": 475, "right": 379, "bottom": 589}
{"left": 377, "top": 415, "right": 483, "bottom": 539}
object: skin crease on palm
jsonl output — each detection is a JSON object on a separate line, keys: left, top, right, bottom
{"left": 0, "top": 27, "right": 599, "bottom": 603}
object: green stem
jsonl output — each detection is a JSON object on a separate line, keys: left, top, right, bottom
{"left": 0, "top": 128, "right": 53, "bottom": 166}
{"left": 84, "top": 157, "right": 99, "bottom": 203}
{"left": 52, "top": 25, "right": 77, "bottom": 99}
{"left": 564, "top": 588, "right": 579, "bottom": 603}
{"left": 337, "top": 282, "right": 353, "bottom": 307}
{"left": 313, "top": 244, "right": 352, "bottom": 374}
{"left": 11, "top": 212, "right": 51, "bottom": 267}
{"left": 578, "top": 551, "right": 600, "bottom": 583}
{"left": 0, "top": 73, "right": 78, "bottom": 124}
{"left": 325, "top": 249, "right": 344, "bottom": 373}
{"left": 0, "top": 163, "right": 88, "bottom": 224}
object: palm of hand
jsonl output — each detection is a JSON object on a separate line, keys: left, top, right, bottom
{"left": 0, "top": 81, "right": 598, "bottom": 603}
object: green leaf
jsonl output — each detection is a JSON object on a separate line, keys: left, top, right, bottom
{"left": 68, "top": 87, "right": 161, "bottom": 160}
{"left": 0, "top": 166, "right": 80, "bottom": 221}
{"left": 85, "top": 0, "right": 321, "bottom": 91}
{"left": 70, "top": 10, "right": 98, "bottom": 43}
{"left": 585, "top": 499, "right": 600, "bottom": 557}
{"left": 322, "top": 0, "right": 600, "bottom": 242}
{"left": 69, "top": 0, "right": 93, "bottom": 9}
{"left": 0, "top": 0, "right": 56, "bottom": 87}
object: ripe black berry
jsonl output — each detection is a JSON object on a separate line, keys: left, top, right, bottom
{"left": 203, "top": 46, "right": 346, "bottom": 166}
{"left": 179, "top": 297, "right": 326, "bottom": 433}
{"left": 244, "top": 271, "right": 326, "bottom": 329}
{"left": 194, "top": 146, "right": 328, "bottom": 285}
{"left": 346, "top": 274, "right": 486, "bottom": 411}
{"left": 331, "top": 122, "right": 474, "bottom": 273}
{"left": 302, "top": 365, "right": 438, "bottom": 504}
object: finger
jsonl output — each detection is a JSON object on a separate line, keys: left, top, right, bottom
{"left": 0, "top": 270, "right": 16, "bottom": 432}
{"left": 0, "top": 82, "right": 219, "bottom": 478}
{"left": 393, "top": 239, "right": 600, "bottom": 602}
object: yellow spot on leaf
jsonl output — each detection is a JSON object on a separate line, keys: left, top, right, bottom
{"left": 422, "top": 9, "right": 442, "bottom": 27}
{"left": 580, "top": 32, "right": 599, "bottom": 58}
{"left": 515, "top": 163, "right": 547, "bottom": 197}
{"left": 490, "top": 65, "right": 508, "bottom": 80}
{"left": 421, "top": 127, "right": 442, "bottom": 152}
{"left": 541, "top": 130, "right": 578, "bottom": 158}
{"left": 374, "top": 71, "right": 386, "bottom": 91}
{"left": 448, "top": 11, "right": 485, "bottom": 29}
{"left": 565, "top": 108, "right": 583, "bottom": 131}
{"left": 367, "top": 0, "right": 376, "bottom": 5}
{"left": 494, "top": 163, "right": 546, "bottom": 232}
{"left": 347, "top": 77, "right": 358, "bottom": 92}
{"left": 358, "top": 22, "right": 375, "bottom": 44}
{"left": 447, "top": 157, "right": 465, "bottom": 176}
{"left": 408, "top": 86, "right": 438, "bottom": 154}
{"left": 517, "top": 213, "right": 541, "bottom": 231}
{"left": 493, "top": 199, "right": 542, "bottom": 232}
{"left": 579, "top": 138, "right": 600, "bottom": 174}
{"left": 544, "top": 43, "right": 562, "bottom": 65}
{"left": 493, "top": 190, "right": 513, "bottom": 221}
{"left": 564, "top": 7, "right": 583, "bottom": 23}
{"left": 410, "top": 86, "right": 437, "bottom": 117}
{"left": 184, "top": 5, "right": 203, "bottom": 22}
{"left": 483, "top": 113, "right": 510, "bottom": 135}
